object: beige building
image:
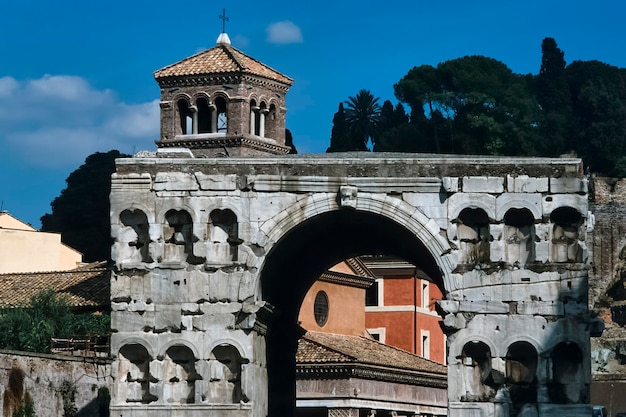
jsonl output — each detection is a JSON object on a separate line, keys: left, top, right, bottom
{"left": 0, "top": 211, "right": 82, "bottom": 273}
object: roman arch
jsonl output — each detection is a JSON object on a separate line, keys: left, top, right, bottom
{"left": 109, "top": 152, "right": 593, "bottom": 417}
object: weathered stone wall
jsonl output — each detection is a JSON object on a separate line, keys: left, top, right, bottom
{"left": 0, "top": 350, "right": 111, "bottom": 417}
{"left": 110, "top": 153, "right": 592, "bottom": 417}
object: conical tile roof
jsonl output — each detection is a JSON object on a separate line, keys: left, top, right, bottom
{"left": 154, "top": 43, "right": 293, "bottom": 86}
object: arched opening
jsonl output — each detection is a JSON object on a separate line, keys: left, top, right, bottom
{"left": 250, "top": 99, "right": 260, "bottom": 136}
{"left": 120, "top": 209, "right": 152, "bottom": 263}
{"left": 117, "top": 343, "right": 156, "bottom": 404}
{"left": 196, "top": 97, "right": 213, "bottom": 134}
{"left": 548, "top": 341, "right": 584, "bottom": 404}
{"left": 215, "top": 96, "right": 228, "bottom": 133}
{"left": 163, "top": 345, "right": 200, "bottom": 404}
{"left": 505, "top": 341, "right": 538, "bottom": 414}
{"left": 460, "top": 341, "right": 494, "bottom": 401}
{"left": 265, "top": 103, "right": 278, "bottom": 139}
{"left": 177, "top": 98, "right": 193, "bottom": 135}
{"left": 457, "top": 207, "right": 490, "bottom": 264}
{"left": 207, "top": 209, "right": 240, "bottom": 265}
{"left": 163, "top": 209, "right": 204, "bottom": 265}
{"left": 550, "top": 206, "right": 583, "bottom": 263}
{"left": 259, "top": 209, "right": 445, "bottom": 417}
{"left": 208, "top": 344, "right": 247, "bottom": 404}
{"left": 503, "top": 208, "right": 535, "bottom": 265}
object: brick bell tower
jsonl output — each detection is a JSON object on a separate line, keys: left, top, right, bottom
{"left": 153, "top": 19, "right": 293, "bottom": 157}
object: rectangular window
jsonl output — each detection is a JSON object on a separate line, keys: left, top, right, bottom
{"left": 421, "top": 280, "right": 429, "bottom": 309}
{"left": 366, "top": 279, "right": 383, "bottom": 306}
{"left": 368, "top": 328, "right": 386, "bottom": 343}
{"left": 421, "top": 330, "right": 430, "bottom": 359}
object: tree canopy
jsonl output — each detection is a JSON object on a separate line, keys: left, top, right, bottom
{"left": 328, "top": 38, "right": 626, "bottom": 176}
{"left": 41, "top": 150, "right": 128, "bottom": 262}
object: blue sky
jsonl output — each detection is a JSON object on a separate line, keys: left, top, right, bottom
{"left": 1, "top": 0, "right": 625, "bottom": 228}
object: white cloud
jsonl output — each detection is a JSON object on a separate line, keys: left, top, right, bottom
{"left": 266, "top": 21, "right": 303, "bottom": 44}
{"left": 0, "top": 75, "right": 159, "bottom": 168}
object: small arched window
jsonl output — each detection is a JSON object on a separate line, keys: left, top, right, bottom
{"left": 458, "top": 208, "right": 490, "bottom": 263}
{"left": 503, "top": 208, "right": 535, "bottom": 265}
{"left": 313, "top": 291, "right": 329, "bottom": 327}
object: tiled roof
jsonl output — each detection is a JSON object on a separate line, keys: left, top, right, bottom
{"left": 0, "top": 262, "right": 110, "bottom": 309}
{"left": 154, "top": 44, "right": 293, "bottom": 86}
{"left": 297, "top": 331, "right": 446, "bottom": 375}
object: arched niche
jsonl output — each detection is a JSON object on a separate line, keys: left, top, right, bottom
{"left": 460, "top": 341, "right": 495, "bottom": 401}
{"left": 505, "top": 341, "right": 538, "bottom": 413}
{"left": 207, "top": 209, "right": 240, "bottom": 265}
{"left": 207, "top": 344, "right": 248, "bottom": 403}
{"left": 457, "top": 207, "right": 490, "bottom": 264}
{"left": 120, "top": 209, "right": 152, "bottom": 263}
{"left": 117, "top": 343, "right": 156, "bottom": 404}
{"left": 550, "top": 206, "right": 583, "bottom": 263}
{"left": 214, "top": 96, "right": 228, "bottom": 133}
{"left": 196, "top": 96, "right": 214, "bottom": 134}
{"left": 176, "top": 97, "right": 193, "bottom": 135}
{"left": 163, "top": 345, "right": 200, "bottom": 404}
{"left": 548, "top": 341, "right": 584, "bottom": 404}
{"left": 163, "top": 209, "right": 204, "bottom": 265}
{"left": 503, "top": 208, "right": 535, "bottom": 265}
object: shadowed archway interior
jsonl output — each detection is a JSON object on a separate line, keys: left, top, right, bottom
{"left": 260, "top": 209, "right": 444, "bottom": 417}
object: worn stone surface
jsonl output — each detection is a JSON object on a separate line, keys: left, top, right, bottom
{"left": 111, "top": 152, "right": 591, "bottom": 417}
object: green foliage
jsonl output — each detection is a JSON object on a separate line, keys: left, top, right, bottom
{"left": 60, "top": 380, "right": 77, "bottom": 417}
{"left": 0, "top": 289, "right": 110, "bottom": 353}
{"left": 328, "top": 37, "right": 626, "bottom": 176}
{"left": 41, "top": 150, "right": 129, "bottom": 262}
{"left": 12, "top": 391, "right": 36, "bottom": 417}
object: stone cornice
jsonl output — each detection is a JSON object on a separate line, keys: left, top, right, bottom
{"left": 296, "top": 363, "right": 447, "bottom": 388}
{"left": 156, "top": 73, "right": 291, "bottom": 93}
{"left": 319, "top": 271, "right": 375, "bottom": 289}
{"left": 156, "top": 135, "right": 291, "bottom": 155}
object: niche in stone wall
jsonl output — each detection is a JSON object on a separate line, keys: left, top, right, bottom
{"left": 460, "top": 341, "right": 494, "bottom": 401}
{"left": 207, "top": 344, "right": 247, "bottom": 403}
{"left": 550, "top": 207, "right": 583, "bottom": 263}
{"left": 457, "top": 208, "right": 490, "bottom": 264}
{"left": 548, "top": 341, "right": 584, "bottom": 404}
{"left": 505, "top": 341, "right": 538, "bottom": 413}
{"left": 163, "top": 345, "right": 200, "bottom": 404}
{"left": 503, "top": 208, "right": 535, "bottom": 265}
{"left": 118, "top": 344, "right": 156, "bottom": 404}
{"left": 207, "top": 209, "right": 241, "bottom": 266}
{"left": 120, "top": 209, "right": 153, "bottom": 264}
{"left": 163, "top": 210, "right": 204, "bottom": 265}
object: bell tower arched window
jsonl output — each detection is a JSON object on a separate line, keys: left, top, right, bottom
{"left": 197, "top": 97, "right": 214, "bottom": 134}
{"left": 215, "top": 97, "right": 228, "bottom": 133}
{"left": 177, "top": 99, "right": 193, "bottom": 135}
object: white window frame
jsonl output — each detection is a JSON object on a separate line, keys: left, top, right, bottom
{"left": 421, "top": 330, "right": 430, "bottom": 359}
{"left": 367, "top": 327, "right": 386, "bottom": 344}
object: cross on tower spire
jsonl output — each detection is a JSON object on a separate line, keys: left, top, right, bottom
{"left": 219, "top": 8, "right": 229, "bottom": 34}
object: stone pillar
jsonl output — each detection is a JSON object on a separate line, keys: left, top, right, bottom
{"left": 259, "top": 109, "right": 268, "bottom": 138}
{"left": 250, "top": 106, "right": 259, "bottom": 135}
{"left": 209, "top": 104, "right": 217, "bottom": 133}
{"left": 190, "top": 105, "right": 198, "bottom": 135}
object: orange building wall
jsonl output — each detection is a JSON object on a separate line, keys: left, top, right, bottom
{"left": 365, "top": 277, "right": 446, "bottom": 364}
{"left": 298, "top": 279, "right": 366, "bottom": 336}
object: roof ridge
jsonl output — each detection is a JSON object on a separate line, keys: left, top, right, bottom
{"left": 226, "top": 44, "right": 293, "bottom": 83}
{"left": 0, "top": 262, "right": 108, "bottom": 277}
{"left": 221, "top": 44, "right": 247, "bottom": 71}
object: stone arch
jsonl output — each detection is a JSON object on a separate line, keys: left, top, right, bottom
{"left": 257, "top": 192, "right": 454, "bottom": 289}
{"left": 207, "top": 343, "right": 248, "bottom": 403}
{"left": 547, "top": 341, "right": 585, "bottom": 404}
{"left": 459, "top": 340, "right": 494, "bottom": 402}
{"left": 550, "top": 206, "right": 584, "bottom": 263}
{"left": 249, "top": 98, "right": 261, "bottom": 136}
{"left": 194, "top": 95, "right": 214, "bottom": 134}
{"left": 119, "top": 208, "right": 153, "bottom": 263}
{"left": 457, "top": 207, "right": 490, "bottom": 264}
{"left": 112, "top": 201, "right": 156, "bottom": 224}
{"left": 496, "top": 194, "right": 542, "bottom": 221}
{"left": 117, "top": 343, "right": 157, "bottom": 404}
{"left": 162, "top": 209, "right": 204, "bottom": 265}
{"left": 452, "top": 334, "right": 498, "bottom": 359}
{"left": 213, "top": 94, "right": 229, "bottom": 133}
{"left": 162, "top": 344, "right": 200, "bottom": 404}
{"left": 505, "top": 341, "right": 539, "bottom": 414}
{"left": 174, "top": 94, "right": 193, "bottom": 136}
{"left": 503, "top": 207, "right": 536, "bottom": 265}
{"left": 257, "top": 192, "right": 452, "bottom": 417}
{"left": 206, "top": 208, "right": 240, "bottom": 265}
{"left": 265, "top": 103, "right": 278, "bottom": 139}
{"left": 448, "top": 193, "right": 496, "bottom": 221}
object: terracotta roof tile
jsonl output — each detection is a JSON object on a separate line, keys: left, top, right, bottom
{"left": 0, "top": 262, "right": 110, "bottom": 309}
{"left": 154, "top": 44, "right": 293, "bottom": 86}
{"left": 297, "top": 331, "right": 446, "bottom": 375}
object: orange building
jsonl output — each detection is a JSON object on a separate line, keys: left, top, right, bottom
{"left": 363, "top": 256, "right": 446, "bottom": 364}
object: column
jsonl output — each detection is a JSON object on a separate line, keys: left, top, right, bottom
{"left": 250, "top": 106, "right": 259, "bottom": 135}
{"left": 209, "top": 104, "right": 217, "bottom": 133}
{"left": 259, "top": 109, "right": 269, "bottom": 138}
{"left": 190, "top": 105, "right": 198, "bottom": 135}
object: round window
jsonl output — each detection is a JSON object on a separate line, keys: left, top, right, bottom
{"left": 313, "top": 291, "right": 329, "bottom": 327}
